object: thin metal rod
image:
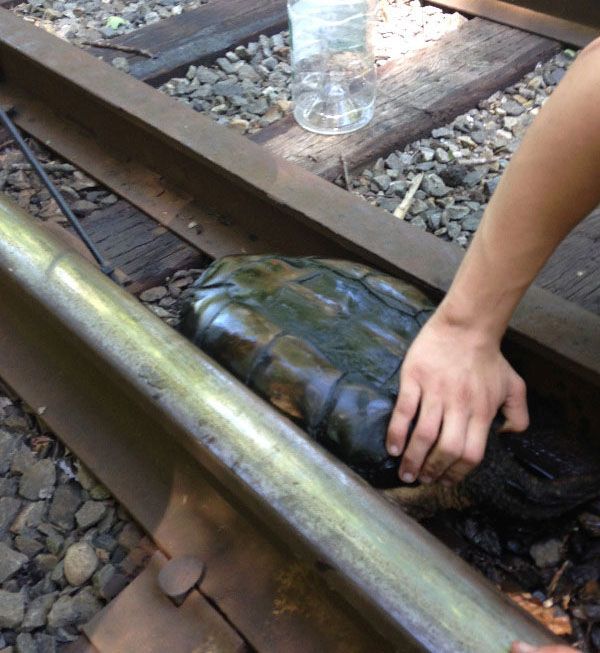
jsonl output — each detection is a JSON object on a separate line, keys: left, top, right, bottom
{"left": 0, "top": 107, "right": 116, "bottom": 279}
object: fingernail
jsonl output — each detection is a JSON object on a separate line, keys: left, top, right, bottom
{"left": 388, "top": 445, "right": 400, "bottom": 457}
{"left": 401, "top": 472, "right": 415, "bottom": 484}
{"left": 420, "top": 475, "right": 432, "bottom": 485}
{"left": 512, "top": 642, "right": 536, "bottom": 653}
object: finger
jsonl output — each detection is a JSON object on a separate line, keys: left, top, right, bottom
{"left": 511, "top": 644, "right": 576, "bottom": 653}
{"left": 511, "top": 644, "right": 536, "bottom": 653}
{"left": 398, "top": 398, "right": 443, "bottom": 484}
{"left": 501, "top": 373, "right": 529, "bottom": 433}
{"left": 419, "top": 409, "right": 469, "bottom": 483}
{"left": 440, "top": 414, "right": 489, "bottom": 485}
{"left": 387, "top": 376, "right": 421, "bottom": 457}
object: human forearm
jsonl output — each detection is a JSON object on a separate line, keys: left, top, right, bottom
{"left": 388, "top": 41, "right": 600, "bottom": 485}
{"left": 438, "top": 39, "right": 600, "bottom": 341}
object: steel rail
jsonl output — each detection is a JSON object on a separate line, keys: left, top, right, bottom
{"left": 0, "top": 195, "right": 559, "bottom": 651}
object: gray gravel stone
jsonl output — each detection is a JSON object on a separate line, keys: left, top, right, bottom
{"left": 0, "top": 497, "right": 21, "bottom": 537}
{"left": 409, "top": 198, "right": 428, "bottom": 215}
{"left": 21, "top": 593, "right": 57, "bottom": 631}
{"left": 139, "top": 286, "right": 168, "bottom": 302}
{"left": 34, "top": 634, "right": 56, "bottom": 653}
{"left": 0, "top": 478, "right": 17, "bottom": 497}
{"left": 484, "top": 177, "right": 500, "bottom": 197}
{"left": 48, "top": 483, "right": 81, "bottom": 530}
{"left": 0, "top": 431, "right": 18, "bottom": 475}
{"left": 373, "top": 174, "right": 391, "bottom": 192}
{"left": 462, "top": 214, "right": 482, "bottom": 232}
{"left": 411, "top": 217, "right": 427, "bottom": 230}
{"left": 0, "top": 590, "right": 25, "bottom": 629}
{"left": 19, "top": 459, "right": 56, "bottom": 500}
{"left": 75, "top": 501, "right": 106, "bottom": 530}
{"left": 544, "top": 67, "right": 565, "bottom": 86}
{"left": 431, "top": 127, "right": 455, "bottom": 139}
{"left": 0, "top": 542, "right": 28, "bottom": 583}
{"left": 70, "top": 200, "right": 97, "bottom": 217}
{"left": 111, "top": 57, "right": 130, "bottom": 73}
{"left": 530, "top": 538, "right": 563, "bottom": 568}
{"left": 64, "top": 542, "right": 98, "bottom": 586}
{"left": 447, "top": 222, "right": 462, "bottom": 240}
{"left": 421, "top": 174, "right": 449, "bottom": 197}
{"left": 117, "top": 523, "right": 142, "bottom": 551}
{"left": 388, "top": 180, "right": 408, "bottom": 195}
{"left": 11, "top": 447, "right": 36, "bottom": 475}
{"left": 10, "top": 502, "right": 46, "bottom": 534}
{"left": 195, "top": 66, "right": 219, "bottom": 84}
{"left": 34, "top": 553, "right": 58, "bottom": 574}
{"left": 92, "top": 563, "right": 126, "bottom": 600}
{"left": 14, "top": 535, "right": 44, "bottom": 558}
{"left": 443, "top": 205, "right": 471, "bottom": 224}
{"left": 15, "top": 634, "right": 36, "bottom": 653}
{"left": 47, "top": 588, "right": 101, "bottom": 629}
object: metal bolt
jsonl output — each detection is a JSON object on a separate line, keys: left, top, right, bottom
{"left": 157, "top": 555, "right": 206, "bottom": 606}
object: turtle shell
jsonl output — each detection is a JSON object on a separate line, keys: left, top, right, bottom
{"left": 180, "top": 255, "right": 435, "bottom": 488}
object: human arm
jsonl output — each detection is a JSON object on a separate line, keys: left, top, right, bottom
{"left": 387, "top": 38, "right": 600, "bottom": 485}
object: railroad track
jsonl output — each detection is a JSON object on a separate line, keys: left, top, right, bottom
{"left": 0, "top": 2, "right": 599, "bottom": 651}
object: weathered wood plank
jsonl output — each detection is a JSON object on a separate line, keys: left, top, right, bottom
{"left": 76, "top": 201, "right": 206, "bottom": 291}
{"left": 89, "top": 0, "right": 287, "bottom": 86}
{"left": 0, "top": 125, "right": 11, "bottom": 146}
{"left": 537, "top": 209, "right": 600, "bottom": 315}
{"left": 253, "top": 18, "right": 560, "bottom": 180}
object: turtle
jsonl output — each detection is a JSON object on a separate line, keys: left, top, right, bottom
{"left": 179, "top": 255, "right": 600, "bottom": 520}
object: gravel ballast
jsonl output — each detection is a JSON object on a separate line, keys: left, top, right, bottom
{"left": 13, "top": 0, "right": 210, "bottom": 43}
{"left": 0, "top": 387, "right": 154, "bottom": 650}
{"left": 0, "top": 142, "right": 119, "bottom": 226}
{"left": 159, "top": 2, "right": 466, "bottom": 135}
{"left": 344, "top": 49, "right": 575, "bottom": 248}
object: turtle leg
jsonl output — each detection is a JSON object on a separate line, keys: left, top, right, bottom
{"left": 383, "top": 483, "right": 472, "bottom": 520}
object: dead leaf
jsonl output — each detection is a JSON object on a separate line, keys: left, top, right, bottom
{"left": 509, "top": 592, "right": 572, "bottom": 636}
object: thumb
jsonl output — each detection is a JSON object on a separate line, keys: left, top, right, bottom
{"left": 511, "top": 644, "right": 536, "bottom": 653}
{"left": 500, "top": 372, "right": 529, "bottom": 433}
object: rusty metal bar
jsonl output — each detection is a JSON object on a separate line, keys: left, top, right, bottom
{"left": 0, "top": 13, "right": 599, "bottom": 392}
{"left": 428, "top": 0, "right": 599, "bottom": 47}
{"left": 0, "top": 196, "right": 560, "bottom": 651}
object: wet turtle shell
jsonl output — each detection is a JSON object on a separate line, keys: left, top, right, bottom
{"left": 180, "top": 255, "right": 600, "bottom": 517}
{"left": 180, "top": 255, "right": 434, "bottom": 488}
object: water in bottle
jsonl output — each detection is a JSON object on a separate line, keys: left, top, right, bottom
{"left": 288, "top": 0, "right": 376, "bottom": 135}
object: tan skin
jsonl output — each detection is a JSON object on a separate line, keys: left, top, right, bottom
{"left": 386, "top": 39, "right": 600, "bottom": 653}
{"left": 511, "top": 644, "right": 577, "bottom": 653}
{"left": 386, "top": 37, "right": 600, "bottom": 489}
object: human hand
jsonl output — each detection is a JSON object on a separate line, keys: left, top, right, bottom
{"left": 511, "top": 641, "right": 577, "bottom": 653}
{"left": 386, "top": 309, "right": 529, "bottom": 485}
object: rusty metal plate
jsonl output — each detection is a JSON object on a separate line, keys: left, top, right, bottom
{"left": 84, "top": 552, "right": 245, "bottom": 653}
{"left": 429, "top": 0, "right": 599, "bottom": 46}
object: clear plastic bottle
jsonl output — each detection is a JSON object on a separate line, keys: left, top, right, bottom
{"left": 288, "top": 0, "right": 376, "bottom": 135}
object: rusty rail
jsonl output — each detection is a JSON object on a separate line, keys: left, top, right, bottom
{"left": 0, "top": 195, "right": 560, "bottom": 652}
{"left": 0, "top": 12, "right": 598, "bottom": 389}
{"left": 429, "top": 0, "right": 599, "bottom": 47}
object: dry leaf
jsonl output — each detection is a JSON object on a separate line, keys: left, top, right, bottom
{"left": 509, "top": 592, "right": 572, "bottom": 636}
